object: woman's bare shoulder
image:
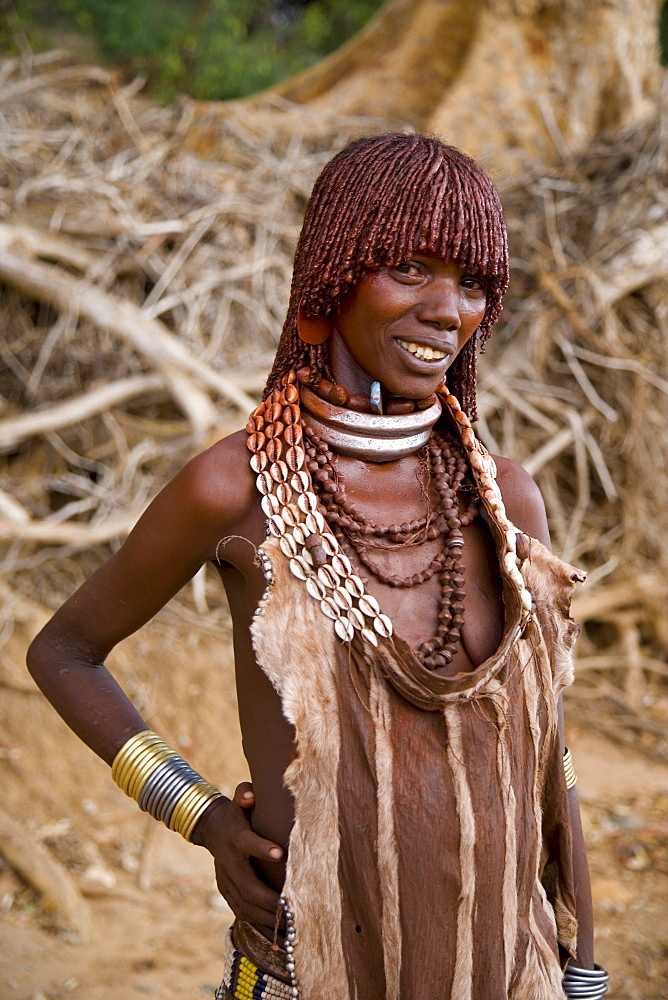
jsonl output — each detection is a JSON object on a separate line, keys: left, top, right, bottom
{"left": 113, "top": 428, "right": 259, "bottom": 571}
{"left": 490, "top": 454, "right": 551, "bottom": 547}
{"left": 177, "top": 429, "right": 257, "bottom": 526}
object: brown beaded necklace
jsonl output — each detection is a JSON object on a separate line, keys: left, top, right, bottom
{"left": 303, "top": 421, "right": 480, "bottom": 670}
{"left": 296, "top": 366, "right": 438, "bottom": 415}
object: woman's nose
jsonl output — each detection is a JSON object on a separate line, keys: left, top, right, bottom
{"left": 417, "top": 277, "right": 461, "bottom": 330}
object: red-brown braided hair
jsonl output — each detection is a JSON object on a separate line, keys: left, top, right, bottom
{"left": 265, "top": 132, "right": 509, "bottom": 419}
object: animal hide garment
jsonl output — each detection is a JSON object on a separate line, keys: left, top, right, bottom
{"left": 250, "top": 533, "right": 583, "bottom": 1000}
{"left": 247, "top": 384, "right": 584, "bottom": 999}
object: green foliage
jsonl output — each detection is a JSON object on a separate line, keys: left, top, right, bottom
{"left": 2, "top": 0, "right": 384, "bottom": 101}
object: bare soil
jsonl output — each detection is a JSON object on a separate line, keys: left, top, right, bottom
{"left": 1, "top": 626, "right": 667, "bottom": 1000}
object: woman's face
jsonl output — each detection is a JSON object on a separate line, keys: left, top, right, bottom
{"left": 329, "top": 254, "right": 487, "bottom": 399}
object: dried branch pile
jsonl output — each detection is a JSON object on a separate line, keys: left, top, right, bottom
{"left": 0, "top": 54, "right": 666, "bottom": 755}
{"left": 481, "top": 104, "right": 668, "bottom": 754}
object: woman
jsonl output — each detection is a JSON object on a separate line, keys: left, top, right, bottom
{"left": 27, "top": 133, "right": 608, "bottom": 999}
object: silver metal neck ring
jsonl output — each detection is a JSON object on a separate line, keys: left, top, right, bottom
{"left": 300, "top": 386, "right": 441, "bottom": 462}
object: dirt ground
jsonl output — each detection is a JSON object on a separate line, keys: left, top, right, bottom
{"left": 1, "top": 624, "right": 667, "bottom": 1000}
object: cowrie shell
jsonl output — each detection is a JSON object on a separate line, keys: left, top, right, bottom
{"left": 265, "top": 421, "right": 285, "bottom": 441}
{"left": 261, "top": 494, "right": 280, "bottom": 516}
{"left": 279, "top": 535, "right": 298, "bottom": 558}
{"left": 361, "top": 628, "right": 378, "bottom": 647}
{"left": 268, "top": 514, "right": 286, "bottom": 537}
{"left": 297, "top": 492, "right": 318, "bottom": 514}
{"left": 256, "top": 471, "right": 273, "bottom": 495}
{"left": 495, "top": 511, "right": 510, "bottom": 534}
{"left": 289, "top": 557, "right": 310, "bottom": 581}
{"left": 317, "top": 565, "right": 340, "bottom": 589}
{"left": 286, "top": 446, "right": 305, "bottom": 471}
{"left": 290, "top": 471, "right": 309, "bottom": 493}
{"left": 320, "top": 532, "right": 338, "bottom": 556}
{"left": 265, "top": 438, "right": 283, "bottom": 462}
{"left": 291, "top": 524, "right": 307, "bottom": 546}
{"left": 281, "top": 504, "right": 301, "bottom": 528}
{"left": 334, "top": 617, "right": 355, "bottom": 643}
{"left": 306, "top": 577, "right": 327, "bottom": 600}
{"left": 331, "top": 553, "right": 352, "bottom": 577}
{"left": 373, "top": 614, "right": 393, "bottom": 638}
{"left": 358, "top": 594, "right": 380, "bottom": 616}
{"left": 305, "top": 511, "right": 326, "bottom": 534}
{"left": 250, "top": 452, "right": 268, "bottom": 473}
{"left": 276, "top": 482, "right": 292, "bottom": 506}
{"left": 344, "top": 575, "right": 365, "bottom": 598}
{"left": 270, "top": 461, "right": 289, "bottom": 483}
{"left": 461, "top": 427, "right": 476, "bottom": 450}
{"left": 347, "top": 606, "right": 365, "bottom": 629}
{"left": 248, "top": 432, "right": 266, "bottom": 453}
{"left": 320, "top": 597, "right": 341, "bottom": 620}
{"left": 333, "top": 587, "right": 353, "bottom": 610}
{"left": 284, "top": 424, "right": 303, "bottom": 446}
{"left": 503, "top": 551, "right": 517, "bottom": 574}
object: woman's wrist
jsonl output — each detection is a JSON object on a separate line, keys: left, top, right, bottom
{"left": 189, "top": 794, "right": 230, "bottom": 849}
{"left": 572, "top": 945, "right": 595, "bottom": 971}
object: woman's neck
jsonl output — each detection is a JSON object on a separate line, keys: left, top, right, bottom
{"left": 327, "top": 328, "right": 373, "bottom": 396}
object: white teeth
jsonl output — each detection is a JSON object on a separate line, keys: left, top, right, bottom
{"left": 398, "top": 339, "right": 447, "bottom": 361}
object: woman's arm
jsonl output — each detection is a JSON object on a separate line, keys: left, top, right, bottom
{"left": 494, "top": 455, "right": 594, "bottom": 969}
{"left": 27, "top": 443, "right": 233, "bottom": 758}
{"left": 558, "top": 700, "right": 595, "bottom": 969}
{"left": 26, "top": 435, "right": 284, "bottom": 929}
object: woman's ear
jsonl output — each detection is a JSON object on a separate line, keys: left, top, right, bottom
{"left": 297, "top": 307, "right": 332, "bottom": 345}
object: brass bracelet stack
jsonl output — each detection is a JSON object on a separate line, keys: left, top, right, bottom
{"left": 563, "top": 747, "right": 577, "bottom": 790}
{"left": 111, "top": 730, "right": 224, "bottom": 842}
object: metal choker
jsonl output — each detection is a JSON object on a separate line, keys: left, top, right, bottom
{"left": 300, "top": 385, "right": 442, "bottom": 462}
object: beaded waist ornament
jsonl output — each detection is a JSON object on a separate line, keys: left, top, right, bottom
{"left": 217, "top": 900, "right": 299, "bottom": 1000}
{"left": 246, "top": 371, "right": 533, "bottom": 652}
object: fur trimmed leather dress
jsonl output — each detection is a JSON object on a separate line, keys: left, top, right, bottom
{"left": 247, "top": 387, "right": 584, "bottom": 1000}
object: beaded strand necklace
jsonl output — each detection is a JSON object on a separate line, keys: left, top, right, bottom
{"left": 303, "top": 424, "right": 480, "bottom": 669}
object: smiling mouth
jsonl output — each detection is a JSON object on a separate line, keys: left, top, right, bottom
{"left": 397, "top": 339, "right": 448, "bottom": 362}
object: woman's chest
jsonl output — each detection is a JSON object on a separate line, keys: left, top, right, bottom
{"left": 329, "top": 454, "right": 505, "bottom": 673}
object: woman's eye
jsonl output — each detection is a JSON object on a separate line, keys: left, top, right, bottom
{"left": 394, "top": 262, "right": 421, "bottom": 276}
{"left": 461, "top": 276, "right": 486, "bottom": 291}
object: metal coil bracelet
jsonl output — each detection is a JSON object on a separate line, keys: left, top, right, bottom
{"left": 112, "top": 729, "right": 224, "bottom": 841}
{"left": 562, "top": 963, "right": 610, "bottom": 998}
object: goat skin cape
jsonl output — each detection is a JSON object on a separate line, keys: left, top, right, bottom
{"left": 250, "top": 469, "right": 583, "bottom": 1000}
